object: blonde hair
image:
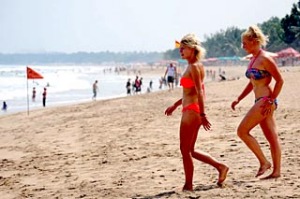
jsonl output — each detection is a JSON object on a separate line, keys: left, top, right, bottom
{"left": 180, "top": 33, "right": 206, "bottom": 61}
{"left": 242, "top": 25, "right": 269, "bottom": 47}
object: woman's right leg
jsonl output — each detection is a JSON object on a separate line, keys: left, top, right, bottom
{"left": 237, "top": 104, "right": 271, "bottom": 177}
{"left": 260, "top": 115, "right": 281, "bottom": 179}
{"left": 189, "top": 116, "right": 229, "bottom": 185}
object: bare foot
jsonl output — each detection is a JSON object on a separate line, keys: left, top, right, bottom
{"left": 255, "top": 162, "right": 271, "bottom": 177}
{"left": 217, "top": 164, "right": 229, "bottom": 186}
{"left": 182, "top": 183, "right": 193, "bottom": 191}
{"left": 260, "top": 173, "right": 281, "bottom": 180}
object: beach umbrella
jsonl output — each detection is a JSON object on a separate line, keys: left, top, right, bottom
{"left": 276, "top": 47, "right": 300, "bottom": 58}
{"left": 26, "top": 66, "right": 44, "bottom": 115}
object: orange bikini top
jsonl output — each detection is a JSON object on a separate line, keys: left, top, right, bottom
{"left": 180, "top": 77, "right": 206, "bottom": 98}
{"left": 180, "top": 77, "right": 195, "bottom": 88}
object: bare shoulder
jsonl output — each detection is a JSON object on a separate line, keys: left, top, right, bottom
{"left": 190, "top": 62, "right": 204, "bottom": 78}
{"left": 261, "top": 53, "right": 276, "bottom": 67}
{"left": 190, "top": 62, "right": 204, "bottom": 69}
{"left": 197, "top": 62, "right": 205, "bottom": 73}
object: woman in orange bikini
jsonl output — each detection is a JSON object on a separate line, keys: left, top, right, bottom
{"left": 165, "top": 33, "right": 229, "bottom": 191}
{"left": 231, "top": 25, "right": 284, "bottom": 179}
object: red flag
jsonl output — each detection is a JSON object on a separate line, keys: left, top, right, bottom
{"left": 27, "top": 67, "right": 43, "bottom": 79}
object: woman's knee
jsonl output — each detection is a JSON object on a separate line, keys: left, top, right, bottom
{"left": 190, "top": 149, "right": 197, "bottom": 158}
{"left": 237, "top": 125, "right": 249, "bottom": 140}
{"left": 180, "top": 143, "right": 191, "bottom": 157}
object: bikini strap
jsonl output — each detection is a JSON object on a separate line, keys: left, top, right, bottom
{"left": 248, "top": 49, "right": 262, "bottom": 69}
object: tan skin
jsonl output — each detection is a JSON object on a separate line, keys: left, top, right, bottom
{"left": 231, "top": 37, "right": 284, "bottom": 179}
{"left": 165, "top": 44, "right": 229, "bottom": 191}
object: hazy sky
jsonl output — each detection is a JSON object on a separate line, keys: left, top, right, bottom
{"left": 0, "top": 0, "right": 297, "bottom": 53}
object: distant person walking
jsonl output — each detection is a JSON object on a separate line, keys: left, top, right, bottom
{"left": 139, "top": 77, "right": 143, "bottom": 93}
{"left": 2, "top": 101, "right": 7, "bottom": 111}
{"left": 32, "top": 87, "right": 36, "bottom": 102}
{"left": 164, "top": 63, "right": 177, "bottom": 91}
{"left": 126, "top": 79, "right": 131, "bottom": 95}
{"left": 42, "top": 88, "right": 47, "bottom": 107}
{"left": 92, "top": 80, "right": 99, "bottom": 100}
{"left": 134, "top": 76, "right": 141, "bottom": 94}
{"left": 149, "top": 80, "right": 153, "bottom": 90}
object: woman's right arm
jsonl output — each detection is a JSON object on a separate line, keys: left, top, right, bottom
{"left": 231, "top": 82, "right": 253, "bottom": 110}
{"left": 173, "top": 98, "right": 182, "bottom": 107}
{"left": 165, "top": 99, "right": 182, "bottom": 116}
{"left": 164, "top": 67, "right": 168, "bottom": 78}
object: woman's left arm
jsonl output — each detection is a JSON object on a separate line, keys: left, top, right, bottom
{"left": 264, "top": 57, "right": 284, "bottom": 99}
{"left": 190, "top": 63, "right": 205, "bottom": 114}
{"left": 191, "top": 63, "right": 211, "bottom": 130}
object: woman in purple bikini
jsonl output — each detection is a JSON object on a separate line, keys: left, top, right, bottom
{"left": 231, "top": 25, "right": 284, "bottom": 179}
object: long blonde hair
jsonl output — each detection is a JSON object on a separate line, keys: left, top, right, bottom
{"left": 242, "top": 25, "right": 269, "bottom": 47}
{"left": 180, "top": 33, "right": 206, "bottom": 61}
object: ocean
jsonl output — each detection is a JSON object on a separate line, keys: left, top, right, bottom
{"left": 0, "top": 65, "right": 164, "bottom": 115}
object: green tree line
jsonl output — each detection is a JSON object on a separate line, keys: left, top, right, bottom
{"left": 164, "top": 1, "right": 300, "bottom": 60}
{"left": 0, "top": 1, "right": 298, "bottom": 65}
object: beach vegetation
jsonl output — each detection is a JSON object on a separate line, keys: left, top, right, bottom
{"left": 280, "top": 0, "right": 300, "bottom": 46}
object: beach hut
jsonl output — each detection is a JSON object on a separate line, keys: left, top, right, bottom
{"left": 276, "top": 47, "right": 300, "bottom": 66}
{"left": 276, "top": 47, "right": 300, "bottom": 58}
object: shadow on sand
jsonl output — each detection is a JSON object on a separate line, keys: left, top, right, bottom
{"left": 132, "top": 184, "right": 219, "bottom": 199}
{"left": 132, "top": 190, "right": 177, "bottom": 199}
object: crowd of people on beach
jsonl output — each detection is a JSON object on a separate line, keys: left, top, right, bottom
{"left": 125, "top": 76, "right": 144, "bottom": 95}
{"left": 31, "top": 86, "right": 48, "bottom": 107}
{"left": 1, "top": 86, "right": 48, "bottom": 113}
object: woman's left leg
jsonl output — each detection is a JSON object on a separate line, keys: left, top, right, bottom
{"left": 180, "top": 112, "right": 198, "bottom": 191}
{"left": 190, "top": 125, "right": 229, "bottom": 185}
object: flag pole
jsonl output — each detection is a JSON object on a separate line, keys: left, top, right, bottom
{"left": 27, "top": 67, "right": 29, "bottom": 115}
{"left": 26, "top": 66, "right": 44, "bottom": 115}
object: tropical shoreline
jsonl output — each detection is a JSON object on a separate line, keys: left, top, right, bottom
{"left": 0, "top": 65, "right": 299, "bottom": 198}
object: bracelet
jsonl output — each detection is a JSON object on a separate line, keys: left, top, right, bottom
{"left": 200, "top": 113, "right": 206, "bottom": 117}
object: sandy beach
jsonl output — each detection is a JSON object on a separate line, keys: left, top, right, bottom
{"left": 0, "top": 65, "right": 299, "bottom": 199}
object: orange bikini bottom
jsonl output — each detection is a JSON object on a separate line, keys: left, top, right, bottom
{"left": 182, "top": 103, "right": 200, "bottom": 113}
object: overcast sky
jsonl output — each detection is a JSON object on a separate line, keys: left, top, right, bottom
{"left": 0, "top": 0, "right": 297, "bottom": 53}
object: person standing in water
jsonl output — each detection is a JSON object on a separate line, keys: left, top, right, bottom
{"left": 32, "top": 87, "right": 36, "bottom": 102}
{"left": 42, "top": 88, "right": 47, "bottom": 107}
{"left": 2, "top": 101, "right": 7, "bottom": 111}
{"left": 92, "top": 80, "right": 99, "bottom": 100}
